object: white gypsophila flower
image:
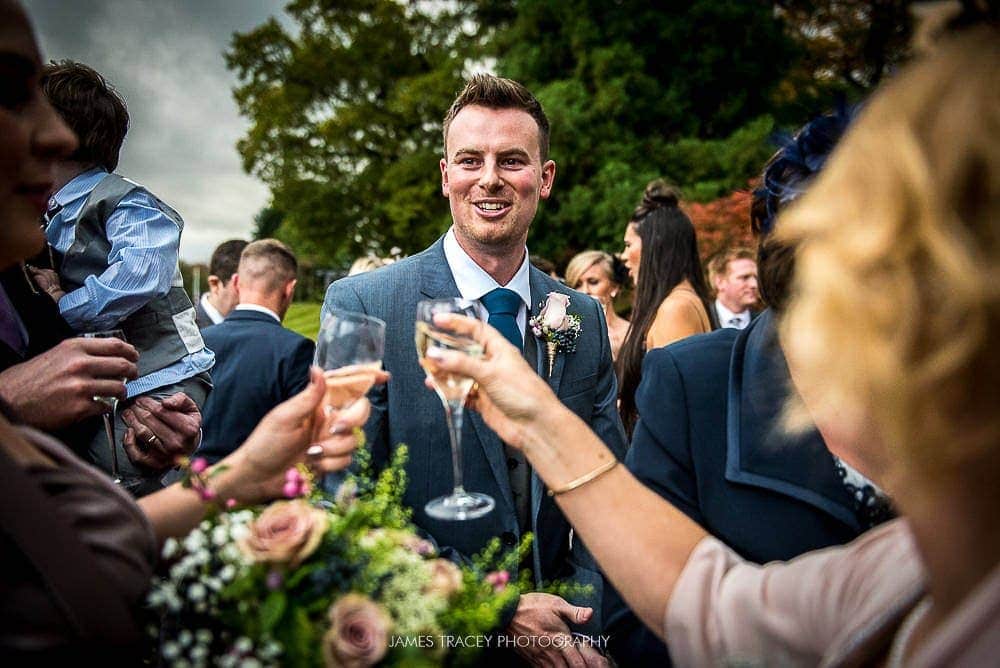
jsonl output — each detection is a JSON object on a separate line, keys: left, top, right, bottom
{"left": 188, "top": 583, "right": 207, "bottom": 602}
{"left": 162, "top": 642, "right": 181, "bottom": 659}
{"left": 162, "top": 537, "right": 180, "bottom": 559}
{"left": 219, "top": 564, "right": 237, "bottom": 582}
{"left": 218, "top": 656, "right": 237, "bottom": 668}
{"left": 234, "top": 637, "right": 253, "bottom": 654}
{"left": 259, "top": 642, "right": 282, "bottom": 660}
{"left": 184, "top": 529, "right": 207, "bottom": 553}
{"left": 196, "top": 629, "right": 212, "bottom": 644}
{"left": 179, "top": 629, "right": 193, "bottom": 647}
{"left": 230, "top": 523, "right": 250, "bottom": 542}
{"left": 238, "top": 658, "right": 262, "bottom": 668}
{"left": 191, "top": 645, "right": 208, "bottom": 661}
{"left": 205, "top": 577, "right": 223, "bottom": 592}
{"left": 212, "top": 525, "right": 229, "bottom": 546}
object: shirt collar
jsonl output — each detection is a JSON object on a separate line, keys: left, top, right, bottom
{"left": 715, "top": 298, "right": 749, "bottom": 325}
{"left": 234, "top": 303, "right": 281, "bottom": 323}
{"left": 442, "top": 228, "right": 531, "bottom": 311}
{"left": 200, "top": 293, "right": 225, "bottom": 325}
{"left": 48, "top": 167, "right": 107, "bottom": 210}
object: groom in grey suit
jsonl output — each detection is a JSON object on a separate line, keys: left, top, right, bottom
{"left": 323, "top": 74, "right": 625, "bottom": 666}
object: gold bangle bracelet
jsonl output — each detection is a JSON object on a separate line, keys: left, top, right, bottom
{"left": 547, "top": 459, "right": 618, "bottom": 497}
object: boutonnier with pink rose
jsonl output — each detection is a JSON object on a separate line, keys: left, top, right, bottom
{"left": 528, "top": 292, "right": 583, "bottom": 376}
{"left": 147, "top": 444, "right": 548, "bottom": 667}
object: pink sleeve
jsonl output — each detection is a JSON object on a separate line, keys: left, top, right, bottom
{"left": 664, "top": 519, "right": 921, "bottom": 667}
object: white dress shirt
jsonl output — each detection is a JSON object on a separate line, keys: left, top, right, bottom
{"left": 200, "top": 293, "right": 225, "bottom": 325}
{"left": 715, "top": 299, "right": 751, "bottom": 330}
{"left": 442, "top": 228, "right": 532, "bottom": 337}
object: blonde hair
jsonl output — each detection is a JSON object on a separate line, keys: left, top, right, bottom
{"left": 348, "top": 255, "right": 393, "bottom": 276}
{"left": 777, "top": 25, "right": 1000, "bottom": 482}
{"left": 565, "top": 250, "right": 616, "bottom": 291}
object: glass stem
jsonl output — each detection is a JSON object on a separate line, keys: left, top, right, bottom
{"left": 104, "top": 403, "right": 120, "bottom": 482}
{"left": 445, "top": 399, "right": 465, "bottom": 495}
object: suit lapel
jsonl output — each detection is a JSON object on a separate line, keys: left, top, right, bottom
{"left": 724, "top": 310, "right": 862, "bottom": 531}
{"left": 422, "top": 239, "right": 516, "bottom": 514}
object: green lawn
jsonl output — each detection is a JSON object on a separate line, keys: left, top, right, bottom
{"left": 284, "top": 302, "right": 323, "bottom": 340}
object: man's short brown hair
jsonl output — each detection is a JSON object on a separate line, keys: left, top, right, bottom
{"left": 707, "top": 246, "right": 756, "bottom": 289}
{"left": 442, "top": 73, "right": 550, "bottom": 162}
{"left": 42, "top": 60, "right": 129, "bottom": 172}
{"left": 238, "top": 239, "right": 298, "bottom": 292}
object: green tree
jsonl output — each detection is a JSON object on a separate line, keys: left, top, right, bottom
{"left": 472, "top": 0, "right": 795, "bottom": 263}
{"left": 227, "top": 0, "right": 478, "bottom": 262}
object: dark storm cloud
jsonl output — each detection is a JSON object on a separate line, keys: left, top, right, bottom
{"left": 25, "top": 0, "right": 289, "bottom": 262}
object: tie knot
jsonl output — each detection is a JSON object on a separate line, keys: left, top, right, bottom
{"left": 481, "top": 288, "right": 521, "bottom": 316}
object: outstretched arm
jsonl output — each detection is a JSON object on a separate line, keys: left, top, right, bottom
{"left": 428, "top": 314, "right": 708, "bottom": 638}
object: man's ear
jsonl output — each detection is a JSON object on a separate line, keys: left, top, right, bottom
{"left": 284, "top": 278, "right": 297, "bottom": 302}
{"left": 207, "top": 275, "right": 221, "bottom": 291}
{"left": 231, "top": 274, "right": 241, "bottom": 293}
{"left": 440, "top": 157, "right": 450, "bottom": 197}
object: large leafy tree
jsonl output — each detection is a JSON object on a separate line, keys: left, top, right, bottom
{"left": 472, "top": 0, "right": 795, "bottom": 263}
{"left": 227, "top": 0, "right": 478, "bottom": 263}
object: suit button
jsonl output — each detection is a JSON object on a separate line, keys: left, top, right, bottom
{"left": 507, "top": 457, "right": 518, "bottom": 470}
{"left": 501, "top": 531, "right": 517, "bottom": 547}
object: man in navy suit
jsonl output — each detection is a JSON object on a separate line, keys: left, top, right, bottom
{"left": 198, "top": 239, "right": 314, "bottom": 463}
{"left": 323, "top": 74, "right": 625, "bottom": 666}
{"left": 707, "top": 246, "right": 759, "bottom": 329}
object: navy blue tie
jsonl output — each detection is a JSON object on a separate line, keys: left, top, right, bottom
{"left": 481, "top": 288, "right": 523, "bottom": 351}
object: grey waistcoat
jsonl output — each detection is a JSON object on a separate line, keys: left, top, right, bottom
{"left": 55, "top": 174, "right": 205, "bottom": 377}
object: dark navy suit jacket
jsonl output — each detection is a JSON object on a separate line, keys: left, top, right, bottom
{"left": 604, "top": 310, "right": 880, "bottom": 665}
{"left": 198, "top": 309, "right": 314, "bottom": 463}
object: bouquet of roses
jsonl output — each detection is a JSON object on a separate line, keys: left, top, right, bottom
{"left": 147, "top": 443, "right": 532, "bottom": 667}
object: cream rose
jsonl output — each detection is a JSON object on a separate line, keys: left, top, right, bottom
{"left": 323, "top": 594, "right": 392, "bottom": 668}
{"left": 237, "top": 499, "right": 328, "bottom": 567}
{"left": 540, "top": 292, "right": 570, "bottom": 330}
{"left": 424, "top": 558, "right": 463, "bottom": 599}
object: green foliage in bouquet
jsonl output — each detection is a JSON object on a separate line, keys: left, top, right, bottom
{"left": 148, "top": 442, "right": 538, "bottom": 667}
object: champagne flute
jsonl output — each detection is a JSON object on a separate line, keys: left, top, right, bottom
{"left": 315, "top": 311, "right": 386, "bottom": 489}
{"left": 81, "top": 329, "right": 127, "bottom": 485}
{"left": 416, "top": 298, "right": 494, "bottom": 521}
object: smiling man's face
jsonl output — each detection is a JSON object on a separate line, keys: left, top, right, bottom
{"left": 440, "top": 104, "right": 555, "bottom": 255}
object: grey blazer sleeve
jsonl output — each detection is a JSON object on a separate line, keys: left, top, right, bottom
{"left": 321, "top": 281, "right": 390, "bottom": 468}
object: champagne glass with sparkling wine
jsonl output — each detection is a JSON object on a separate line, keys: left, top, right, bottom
{"left": 315, "top": 310, "right": 386, "bottom": 418}
{"left": 81, "top": 329, "right": 127, "bottom": 485}
{"left": 416, "top": 298, "right": 494, "bottom": 520}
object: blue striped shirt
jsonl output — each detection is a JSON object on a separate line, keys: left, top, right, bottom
{"left": 46, "top": 168, "right": 214, "bottom": 398}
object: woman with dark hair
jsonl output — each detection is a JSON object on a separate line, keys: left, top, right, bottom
{"left": 617, "top": 180, "right": 714, "bottom": 434}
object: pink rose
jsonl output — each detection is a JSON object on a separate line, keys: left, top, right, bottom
{"left": 424, "top": 558, "right": 463, "bottom": 599}
{"left": 237, "top": 499, "right": 328, "bottom": 567}
{"left": 540, "top": 292, "right": 570, "bottom": 330}
{"left": 323, "top": 594, "right": 391, "bottom": 668}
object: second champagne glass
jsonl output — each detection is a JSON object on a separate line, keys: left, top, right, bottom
{"left": 81, "top": 329, "right": 127, "bottom": 485}
{"left": 315, "top": 311, "right": 386, "bottom": 416}
{"left": 416, "top": 298, "right": 494, "bottom": 520}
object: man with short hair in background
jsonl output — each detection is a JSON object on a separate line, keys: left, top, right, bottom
{"left": 708, "top": 247, "right": 759, "bottom": 329}
{"left": 196, "top": 239, "right": 248, "bottom": 328}
{"left": 197, "top": 239, "right": 314, "bottom": 463}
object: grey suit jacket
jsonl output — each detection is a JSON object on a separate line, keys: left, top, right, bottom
{"left": 322, "top": 238, "right": 626, "bottom": 599}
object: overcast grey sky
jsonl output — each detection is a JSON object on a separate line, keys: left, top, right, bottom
{"left": 26, "top": 0, "right": 289, "bottom": 263}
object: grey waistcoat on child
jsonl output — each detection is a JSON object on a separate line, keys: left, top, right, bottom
{"left": 55, "top": 173, "right": 205, "bottom": 377}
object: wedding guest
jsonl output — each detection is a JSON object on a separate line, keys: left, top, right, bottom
{"left": 617, "top": 180, "right": 714, "bottom": 434}
{"left": 565, "top": 250, "right": 629, "bottom": 360}
{"left": 323, "top": 73, "right": 623, "bottom": 667}
{"left": 198, "top": 239, "right": 314, "bottom": 463}
{"left": 196, "top": 238, "right": 248, "bottom": 328}
{"left": 707, "top": 246, "right": 759, "bottom": 329}
{"left": 0, "top": 3, "right": 374, "bottom": 661}
{"left": 428, "top": 14, "right": 1000, "bottom": 665}
{"left": 28, "top": 60, "right": 213, "bottom": 496}
{"left": 602, "top": 107, "right": 885, "bottom": 666}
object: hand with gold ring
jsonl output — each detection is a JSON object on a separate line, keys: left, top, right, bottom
{"left": 121, "top": 392, "right": 203, "bottom": 471}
